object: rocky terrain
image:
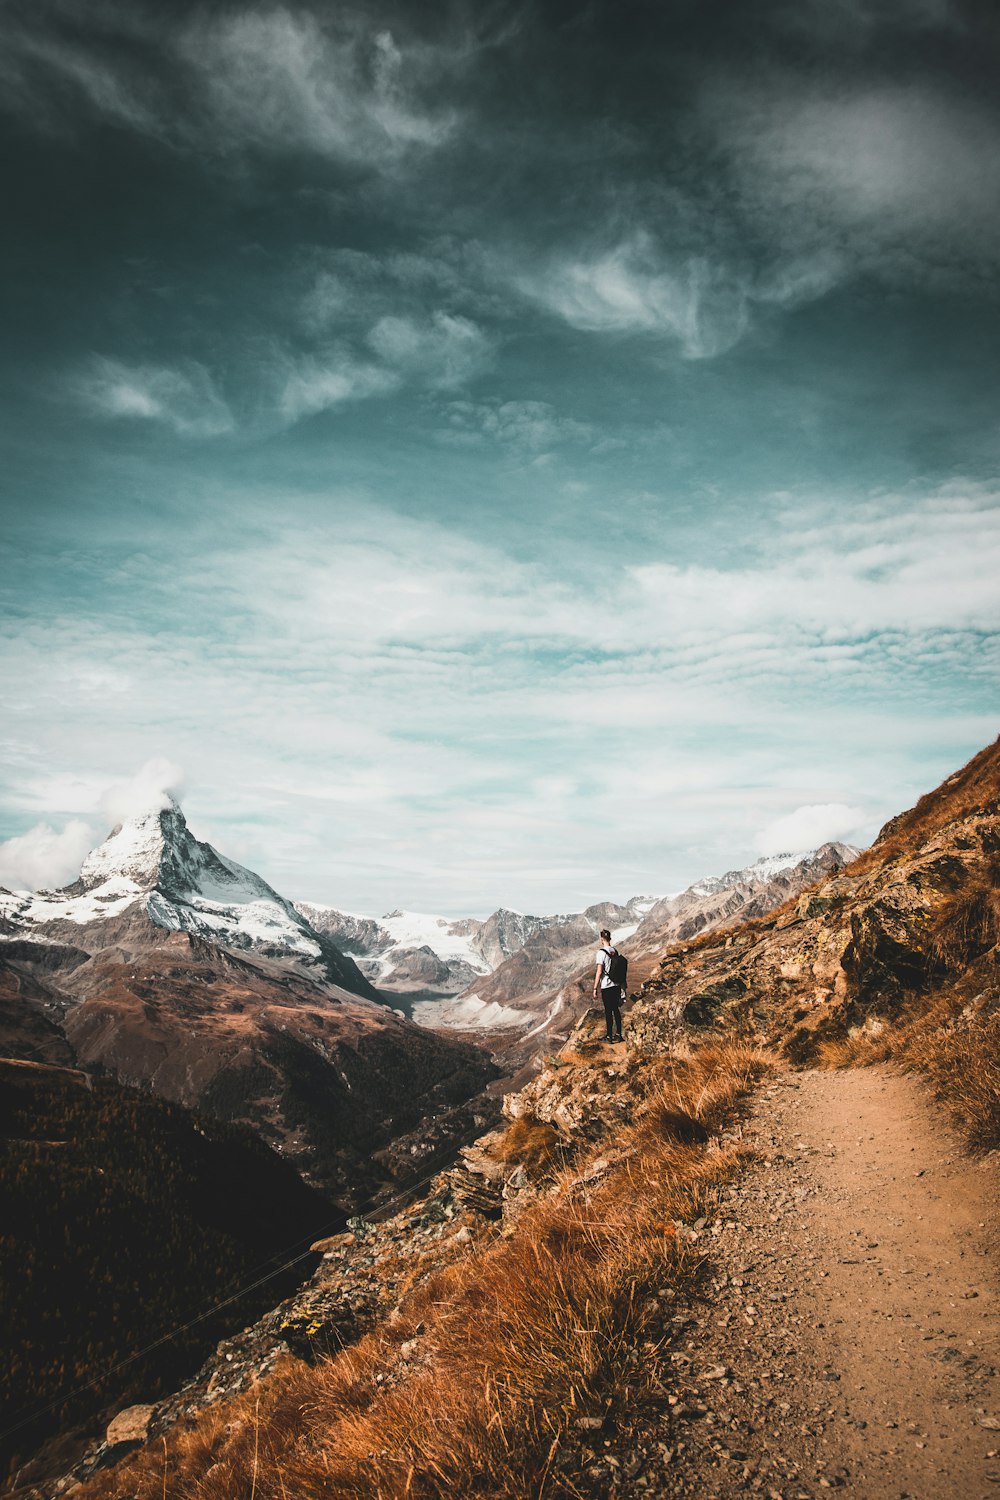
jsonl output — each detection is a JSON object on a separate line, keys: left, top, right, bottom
{"left": 296, "top": 853, "right": 859, "bottom": 1041}
{"left": 297, "top": 898, "right": 659, "bottom": 1010}
{"left": 626, "top": 746, "right": 999, "bottom": 1063}
{"left": 295, "top": 904, "right": 491, "bottom": 999}
{"left": 640, "top": 1066, "right": 999, "bottom": 1499}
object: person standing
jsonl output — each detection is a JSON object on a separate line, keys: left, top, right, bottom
{"left": 593, "top": 928, "right": 624, "bottom": 1043}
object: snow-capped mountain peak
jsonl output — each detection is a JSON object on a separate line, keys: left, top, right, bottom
{"left": 80, "top": 798, "right": 279, "bottom": 908}
{"left": 79, "top": 797, "right": 182, "bottom": 890}
{"left": 0, "top": 800, "right": 375, "bottom": 995}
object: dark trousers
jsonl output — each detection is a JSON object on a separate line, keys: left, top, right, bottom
{"left": 601, "top": 985, "right": 623, "bottom": 1038}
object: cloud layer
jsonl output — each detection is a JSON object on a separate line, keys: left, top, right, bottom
{"left": 3, "top": 479, "right": 996, "bottom": 909}
{"left": 73, "top": 359, "right": 234, "bottom": 437}
{"left": 0, "top": 818, "right": 95, "bottom": 892}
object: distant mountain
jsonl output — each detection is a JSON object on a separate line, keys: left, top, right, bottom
{"left": 428, "top": 845, "right": 862, "bottom": 1043}
{"left": 297, "top": 904, "right": 490, "bottom": 996}
{"left": 631, "top": 845, "right": 862, "bottom": 953}
{"left": 295, "top": 896, "right": 664, "bottom": 1009}
{"left": 1, "top": 799, "right": 374, "bottom": 998}
{"left": 0, "top": 802, "right": 498, "bottom": 1206}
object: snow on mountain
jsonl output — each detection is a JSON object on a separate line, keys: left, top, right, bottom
{"left": 295, "top": 899, "right": 672, "bottom": 1001}
{"left": 0, "top": 800, "right": 373, "bottom": 994}
{"left": 380, "top": 910, "right": 488, "bottom": 968}
{"left": 468, "top": 908, "right": 552, "bottom": 971}
{"left": 735, "top": 851, "right": 815, "bottom": 882}
{"left": 421, "top": 843, "right": 864, "bottom": 1041}
{"left": 297, "top": 903, "right": 490, "bottom": 994}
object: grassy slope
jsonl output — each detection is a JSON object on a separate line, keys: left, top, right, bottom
{"left": 75, "top": 1043, "right": 768, "bottom": 1499}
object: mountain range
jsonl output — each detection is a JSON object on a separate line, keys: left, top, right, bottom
{"left": 299, "top": 853, "right": 858, "bottom": 1039}
{"left": 409, "top": 846, "right": 859, "bottom": 1049}
{"left": 0, "top": 799, "right": 861, "bottom": 1214}
{"left": 0, "top": 801, "right": 496, "bottom": 1209}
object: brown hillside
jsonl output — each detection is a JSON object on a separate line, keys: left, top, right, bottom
{"left": 1, "top": 932, "right": 497, "bottom": 1208}
{"left": 852, "top": 734, "right": 1000, "bottom": 872}
{"left": 629, "top": 734, "right": 1000, "bottom": 1074}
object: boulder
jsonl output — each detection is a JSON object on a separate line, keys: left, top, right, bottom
{"left": 105, "top": 1404, "right": 155, "bottom": 1448}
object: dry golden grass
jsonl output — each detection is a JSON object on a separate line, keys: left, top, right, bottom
{"left": 493, "top": 1115, "right": 566, "bottom": 1170}
{"left": 850, "top": 736, "right": 1000, "bottom": 874}
{"left": 77, "top": 1043, "right": 768, "bottom": 1500}
{"left": 929, "top": 872, "right": 1000, "bottom": 973}
{"left": 901, "top": 999, "right": 1000, "bottom": 1151}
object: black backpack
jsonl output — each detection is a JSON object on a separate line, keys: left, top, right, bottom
{"left": 605, "top": 947, "right": 628, "bottom": 989}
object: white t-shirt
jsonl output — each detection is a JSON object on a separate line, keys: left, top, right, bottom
{"left": 596, "top": 945, "right": 616, "bottom": 988}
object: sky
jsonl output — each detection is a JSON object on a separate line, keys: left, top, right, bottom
{"left": 1, "top": 0, "right": 998, "bottom": 916}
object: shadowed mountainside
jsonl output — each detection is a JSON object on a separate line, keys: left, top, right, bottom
{"left": 0, "top": 1059, "right": 336, "bottom": 1491}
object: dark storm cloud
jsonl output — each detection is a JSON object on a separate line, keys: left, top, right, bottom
{"left": 5, "top": 0, "right": 1000, "bottom": 335}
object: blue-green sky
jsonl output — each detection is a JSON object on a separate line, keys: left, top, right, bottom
{"left": 1, "top": 0, "right": 998, "bottom": 914}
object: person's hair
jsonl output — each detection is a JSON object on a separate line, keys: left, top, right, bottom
{"left": 600, "top": 928, "right": 612, "bottom": 942}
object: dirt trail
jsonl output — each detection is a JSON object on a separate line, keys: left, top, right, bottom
{"left": 652, "top": 1066, "right": 1000, "bottom": 1499}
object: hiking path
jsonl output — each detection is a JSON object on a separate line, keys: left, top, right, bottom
{"left": 615, "top": 1065, "right": 1000, "bottom": 1499}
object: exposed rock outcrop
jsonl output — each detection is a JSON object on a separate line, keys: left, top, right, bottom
{"left": 629, "top": 740, "right": 1000, "bottom": 1061}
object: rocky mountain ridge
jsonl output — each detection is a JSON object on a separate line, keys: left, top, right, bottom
{"left": 441, "top": 844, "right": 860, "bottom": 1047}
{"left": 295, "top": 904, "right": 490, "bottom": 997}
{"left": 295, "top": 896, "right": 661, "bottom": 1003}
{"left": 298, "top": 856, "right": 849, "bottom": 1038}
{"left": 0, "top": 805, "right": 499, "bottom": 1208}
{"left": 625, "top": 743, "right": 1000, "bottom": 1059}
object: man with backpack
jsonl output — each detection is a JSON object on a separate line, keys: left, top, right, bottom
{"left": 593, "top": 928, "right": 626, "bottom": 1043}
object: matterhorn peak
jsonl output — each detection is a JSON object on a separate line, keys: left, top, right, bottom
{"left": 79, "top": 796, "right": 192, "bottom": 892}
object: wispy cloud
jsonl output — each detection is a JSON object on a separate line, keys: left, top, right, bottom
{"left": 707, "top": 78, "right": 1000, "bottom": 280}
{"left": 756, "top": 801, "right": 867, "bottom": 855}
{"left": 509, "top": 228, "right": 845, "bottom": 358}
{"left": 772, "top": 0, "right": 959, "bottom": 42}
{"left": 179, "top": 11, "right": 458, "bottom": 166}
{"left": 276, "top": 309, "right": 493, "bottom": 421}
{"left": 0, "top": 4, "right": 463, "bottom": 172}
{"left": 301, "top": 248, "right": 477, "bottom": 331}
{"left": 0, "top": 24, "right": 163, "bottom": 137}
{"left": 73, "top": 357, "right": 234, "bottom": 437}
{"left": 367, "top": 312, "right": 493, "bottom": 389}
{"left": 512, "top": 233, "right": 750, "bottom": 359}
{"left": 101, "top": 757, "right": 185, "bottom": 825}
{"left": 278, "top": 350, "right": 400, "bottom": 420}
{"left": 3, "top": 481, "right": 995, "bottom": 908}
{"left": 440, "top": 398, "right": 593, "bottom": 451}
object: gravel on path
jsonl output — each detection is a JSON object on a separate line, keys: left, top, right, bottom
{"left": 586, "top": 1065, "right": 999, "bottom": 1499}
